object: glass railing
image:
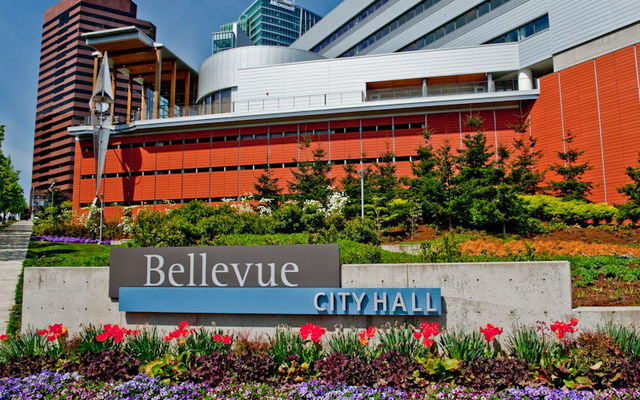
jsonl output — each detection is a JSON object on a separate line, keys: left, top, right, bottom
{"left": 73, "top": 80, "right": 522, "bottom": 126}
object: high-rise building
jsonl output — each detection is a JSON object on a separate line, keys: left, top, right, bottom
{"left": 220, "top": 0, "right": 321, "bottom": 48}
{"left": 32, "top": 0, "right": 155, "bottom": 206}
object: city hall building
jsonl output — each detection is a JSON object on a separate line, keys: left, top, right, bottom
{"left": 69, "top": 0, "right": 640, "bottom": 217}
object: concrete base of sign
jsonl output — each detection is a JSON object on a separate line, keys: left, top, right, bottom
{"left": 21, "top": 262, "right": 640, "bottom": 336}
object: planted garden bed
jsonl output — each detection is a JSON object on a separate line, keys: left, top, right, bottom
{"left": 1, "top": 320, "right": 640, "bottom": 398}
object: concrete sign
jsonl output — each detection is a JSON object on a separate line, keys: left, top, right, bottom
{"left": 118, "top": 288, "right": 442, "bottom": 316}
{"left": 109, "top": 244, "right": 340, "bottom": 298}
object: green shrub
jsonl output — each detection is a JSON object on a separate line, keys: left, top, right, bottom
{"left": 325, "top": 328, "right": 368, "bottom": 359}
{"left": 599, "top": 322, "right": 640, "bottom": 357}
{"left": 340, "top": 218, "right": 380, "bottom": 245}
{"left": 272, "top": 203, "right": 304, "bottom": 233}
{"left": 337, "top": 240, "right": 382, "bottom": 264}
{"left": 507, "top": 326, "right": 548, "bottom": 365}
{"left": 521, "top": 194, "right": 618, "bottom": 225}
{"left": 124, "top": 327, "right": 169, "bottom": 363}
{"left": 377, "top": 324, "right": 422, "bottom": 358}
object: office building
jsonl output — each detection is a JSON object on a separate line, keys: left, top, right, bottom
{"left": 220, "top": 0, "right": 321, "bottom": 48}
{"left": 32, "top": 0, "right": 155, "bottom": 206}
{"left": 68, "top": 1, "right": 640, "bottom": 217}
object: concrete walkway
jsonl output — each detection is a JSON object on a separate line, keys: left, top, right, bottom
{"left": 0, "top": 221, "right": 32, "bottom": 334}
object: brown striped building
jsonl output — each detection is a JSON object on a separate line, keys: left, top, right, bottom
{"left": 32, "top": 0, "right": 154, "bottom": 207}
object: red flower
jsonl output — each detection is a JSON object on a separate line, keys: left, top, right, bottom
{"left": 366, "top": 326, "right": 376, "bottom": 338}
{"left": 422, "top": 338, "right": 434, "bottom": 347}
{"left": 360, "top": 337, "right": 368, "bottom": 346}
{"left": 310, "top": 325, "right": 326, "bottom": 342}
{"left": 213, "top": 334, "right": 222, "bottom": 342}
{"left": 300, "top": 323, "right": 314, "bottom": 340}
{"left": 47, "top": 335, "right": 57, "bottom": 342}
{"left": 37, "top": 329, "right": 47, "bottom": 336}
{"left": 0, "top": 334, "right": 7, "bottom": 341}
{"left": 164, "top": 335, "right": 171, "bottom": 341}
{"left": 222, "top": 335, "right": 232, "bottom": 345}
{"left": 480, "top": 323, "right": 503, "bottom": 342}
{"left": 413, "top": 331, "right": 422, "bottom": 340}
{"left": 358, "top": 330, "right": 366, "bottom": 339}
{"left": 550, "top": 319, "right": 579, "bottom": 339}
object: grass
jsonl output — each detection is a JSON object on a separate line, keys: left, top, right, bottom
{"left": 22, "top": 236, "right": 640, "bottom": 289}
{"left": 23, "top": 241, "right": 114, "bottom": 267}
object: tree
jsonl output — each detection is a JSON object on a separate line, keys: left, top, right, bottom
{"left": 370, "top": 146, "right": 398, "bottom": 205}
{"left": 410, "top": 128, "right": 444, "bottom": 226}
{"left": 254, "top": 168, "right": 282, "bottom": 203}
{"left": 434, "top": 140, "right": 457, "bottom": 229}
{"left": 340, "top": 160, "right": 373, "bottom": 219}
{"left": 508, "top": 114, "right": 544, "bottom": 194}
{"left": 0, "top": 125, "right": 27, "bottom": 221}
{"left": 617, "top": 152, "right": 640, "bottom": 223}
{"left": 287, "top": 141, "right": 334, "bottom": 204}
{"left": 549, "top": 130, "right": 593, "bottom": 201}
{"left": 453, "top": 114, "right": 526, "bottom": 232}
{"left": 453, "top": 114, "right": 498, "bottom": 229}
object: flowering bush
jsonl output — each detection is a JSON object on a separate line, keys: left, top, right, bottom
{"left": 299, "top": 323, "right": 326, "bottom": 343}
{"left": 30, "top": 235, "right": 112, "bottom": 245}
{"left": 480, "top": 323, "right": 503, "bottom": 343}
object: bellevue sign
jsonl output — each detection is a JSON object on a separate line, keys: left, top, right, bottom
{"left": 112, "top": 245, "right": 441, "bottom": 316}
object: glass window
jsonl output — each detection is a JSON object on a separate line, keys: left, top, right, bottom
{"left": 478, "top": 3, "right": 490, "bottom": 16}
{"left": 455, "top": 15, "right": 466, "bottom": 29}
{"left": 534, "top": 15, "right": 549, "bottom": 33}
{"left": 445, "top": 21, "right": 455, "bottom": 34}
{"left": 490, "top": 0, "right": 503, "bottom": 10}
{"left": 506, "top": 30, "right": 518, "bottom": 42}
{"left": 213, "top": 92, "right": 221, "bottom": 114}
{"left": 221, "top": 89, "right": 231, "bottom": 113}
{"left": 465, "top": 9, "right": 477, "bottom": 23}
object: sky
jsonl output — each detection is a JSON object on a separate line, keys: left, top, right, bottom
{"left": 0, "top": 0, "right": 341, "bottom": 200}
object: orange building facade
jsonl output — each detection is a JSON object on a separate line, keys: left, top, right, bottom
{"left": 71, "top": 41, "right": 640, "bottom": 218}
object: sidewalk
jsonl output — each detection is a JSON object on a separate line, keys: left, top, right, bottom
{"left": 0, "top": 221, "right": 32, "bottom": 334}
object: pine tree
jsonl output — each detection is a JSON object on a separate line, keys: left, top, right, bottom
{"left": 617, "top": 152, "right": 640, "bottom": 223}
{"left": 453, "top": 114, "right": 498, "bottom": 229}
{"left": 410, "top": 128, "right": 443, "bottom": 225}
{"left": 435, "top": 141, "right": 457, "bottom": 229}
{"left": 508, "top": 114, "right": 544, "bottom": 194}
{"left": 340, "top": 159, "right": 373, "bottom": 219}
{"left": 288, "top": 144, "right": 334, "bottom": 204}
{"left": 254, "top": 168, "right": 282, "bottom": 203}
{"left": 371, "top": 146, "right": 398, "bottom": 205}
{"left": 549, "top": 130, "right": 593, "bottom": 201}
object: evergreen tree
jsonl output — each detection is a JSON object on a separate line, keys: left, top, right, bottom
{"left": 370, "top": 146, "right": 398, "bottom": 205}
{"left": 288, "top": 143, "right": 334, "bottom": 204}
{"left": 549, "top": 130, "right": 593, "bottom": 201}
{"left": 410, "top": 128, "right": 443, "bottom": 225}
{"left": 453, "top": 114, "right": 498, "bottom": 229}
{"left": 340, "top": 160, "right": 373, "bottom": 219}
{"left": 617, "top": 152, "right": 640, "bottom": 223}
{"left": 0, "top": 125, "right": 26, "bottom": 221}
{"left": 434, "top": 140, "right": 457, "bottom": 229}
{"left": 254, "top": 168, "right": 282, "bottom": 203}
{"left": 508, "top": 114, "right": 544, "bottom": 194}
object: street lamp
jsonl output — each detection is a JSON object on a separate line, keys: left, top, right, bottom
{"left": 89, "top": 52, "right": 114, "bottom": 244}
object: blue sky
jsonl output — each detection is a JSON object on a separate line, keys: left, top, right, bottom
{"left": 0, "top": 0, "right": 341, "bottom": 200}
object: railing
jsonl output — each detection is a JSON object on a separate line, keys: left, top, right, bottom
{"left": 232, "top": 91, "right": 365, "bottom": 114}
{"left": 71, "top": 80, "right": 522, "bottom": 126}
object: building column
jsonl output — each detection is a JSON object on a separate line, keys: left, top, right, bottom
{"left": 184, "top": 71, "right": 191, "bottom": 117}
{"left": 154, "top": 47, "right": 162, "bottom": 119}
{"left": 169, "top": 60, "right": 177, "bottom": 118}
{"left": 110, "top": 67, "right": 117, "bottom": 116}
{"left": 487, "top": 73, "right": 496, "bottom": 92}
{"left": 518, "top": 68, "right": 534, "bottom": 90}
{"left": 126, "top": 76, "right": 132, "bottom": 124}
{"left": 422, "top": 78, "right": 427, "bottom": 97}
{"left": 141, "top": 81, "right": 146, "bottom": 121}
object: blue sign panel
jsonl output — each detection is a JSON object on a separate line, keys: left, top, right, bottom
{"left": 119, "top": 288, "right": 441, "bottom": 316}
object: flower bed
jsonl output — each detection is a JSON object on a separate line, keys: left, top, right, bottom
{"left": 30, "top": 235, "right": 112, "bottom": 245}
{"left": 2, "top": 320, "right": 640, "bottom": 396}
{"left": 2, "top": 371, "right": 640, "bottom": 399}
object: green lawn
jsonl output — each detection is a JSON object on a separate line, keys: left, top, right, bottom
{"left": 24, "top": 241, "right": 113, "bottom": 267}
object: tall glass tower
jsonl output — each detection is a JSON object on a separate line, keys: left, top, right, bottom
{"left": 222, "top": 0, "right": 321, "bottom": 47}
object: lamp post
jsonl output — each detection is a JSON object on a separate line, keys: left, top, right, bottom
{"left": 89, "top": 52, "right": 114, "bottom": 244}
